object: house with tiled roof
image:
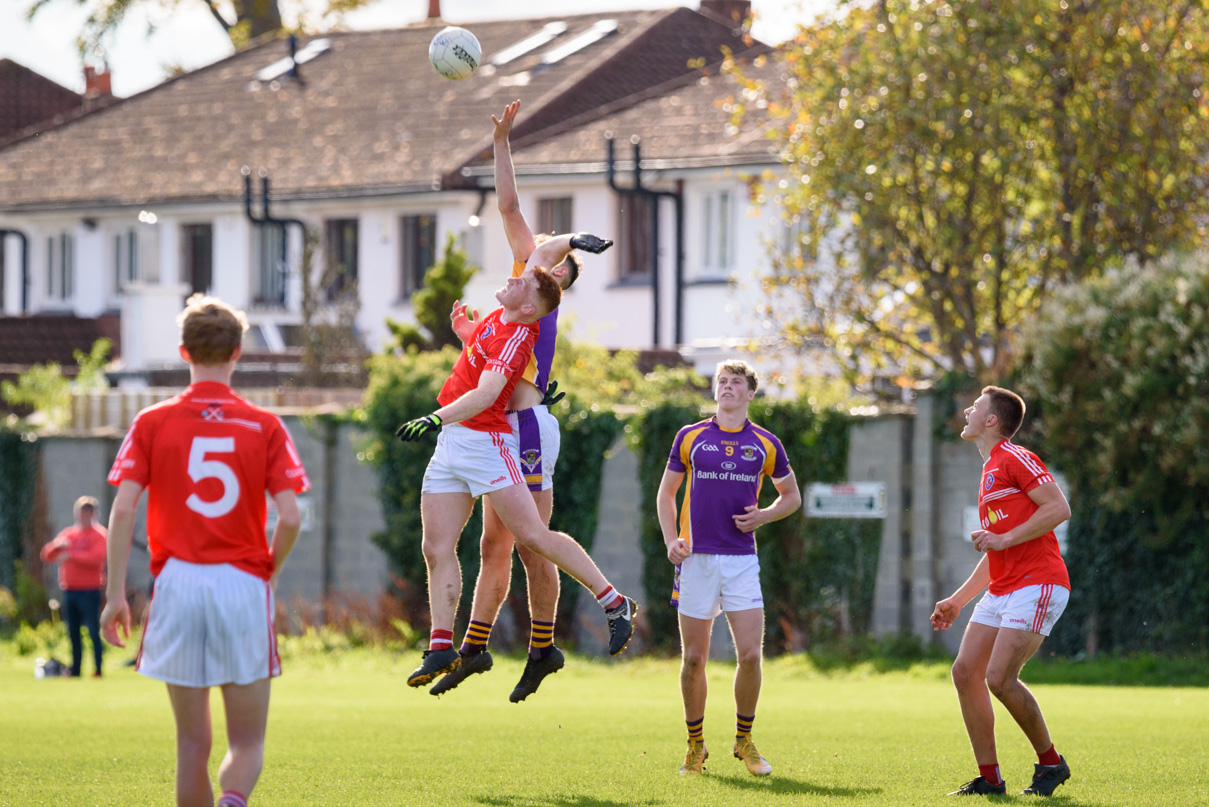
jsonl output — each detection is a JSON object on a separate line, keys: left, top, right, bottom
{"left": 0, "top": 0, "right": 794, "bottom": 380}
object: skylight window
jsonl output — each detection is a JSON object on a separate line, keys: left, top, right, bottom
{"left": 540, "top": 20, "right": 618, "bottom": 65}
{"left": 491, "top": 22, "right": 568, "bottom": 66}
{"left": 256, "top": 38, "right": 331, "bottom": 82}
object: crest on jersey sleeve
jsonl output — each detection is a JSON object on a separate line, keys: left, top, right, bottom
{"left": 984, "top": 473, "right": 995, "bottom": 491}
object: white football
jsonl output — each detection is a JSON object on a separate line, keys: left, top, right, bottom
{"left": 429, "top": 26, "right": 481, "bottom": 81}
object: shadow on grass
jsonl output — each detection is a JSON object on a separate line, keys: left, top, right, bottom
{"left": 711, "top": 772, "right": 880, "bottom": 799}
{"left": 475, "top": 797, "right": 657, "bottom": 807}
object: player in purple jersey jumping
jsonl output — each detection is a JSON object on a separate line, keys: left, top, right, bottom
{"left": 430, "top": 99, "right": 613, "bottom": 701}
{"left": 656, "top": 360, "right": 801, "bottom": 777}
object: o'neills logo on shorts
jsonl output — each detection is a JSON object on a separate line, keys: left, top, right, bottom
{"left": 489, "top": 475, "right": 507, "bottom": 484}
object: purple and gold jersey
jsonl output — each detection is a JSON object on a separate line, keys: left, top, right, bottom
{"left": 667, "top": 418, "right": 792, "bottom": 555}
{"left": 511, "top": 259, "right": 556, "bottom": 393}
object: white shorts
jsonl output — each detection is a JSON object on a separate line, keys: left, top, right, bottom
{"left": 508, "top": 405, "right": 561, "bottom": 492}
{"left": 421, "top": 423, "right": 525, "bottom": 498}
{"left": 137, "top": 558, "right": 280, "bottom": 687}
{"left": 969, "top": 583, "right": 1070, "bottom": 636}
{"left": 672, "top": 553, "right": 763, "bottom": 620}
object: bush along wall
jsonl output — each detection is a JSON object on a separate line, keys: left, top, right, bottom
{"left": 1021, "top": 253, "right": 1209, "bottom": 656}
{"left": 634, "top": 399, "right": 877, "bottom": 653}
{"left": 362, "top": 349, "right": 623, "bottom": 649}
{"left": 0, "top": 426, "right": 39, "bottom": 594}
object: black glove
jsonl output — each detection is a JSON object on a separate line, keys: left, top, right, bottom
{"left": 395, "top": 414, "right": 442, "bottom": 442}
{"left": 540, "top": 380, "right": 566, "bottom": 407}
{"left": 569, "top": 233, "right": 613, "bottom": 254}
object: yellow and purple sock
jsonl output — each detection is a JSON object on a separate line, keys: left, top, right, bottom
{"left": 459, "top": 620, "right": 492, "bottom": 655}
{"left": 687, "top": 717, "right": 704, "bottom": 743}
{"left": 529, "top": 619, "right": 554, "bottom": 659}
{"left": 735, "top": 713, "right": 754, "bottom": 742}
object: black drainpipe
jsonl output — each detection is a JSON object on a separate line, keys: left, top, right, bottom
{"left": 242, "top": 167, "right": 306, "bottom": 298}
{"left": 0, "top": 228, "right": 30, "bottom": 313}
{"left": 605, "top": 135, "right": 685, "bottom": 347}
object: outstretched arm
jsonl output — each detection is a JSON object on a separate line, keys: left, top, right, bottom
{"left": 526, "top": 233, "right": 613, "bottom": 272}
{"left": 493, "top": 100, "right": 536, "bottom": 262}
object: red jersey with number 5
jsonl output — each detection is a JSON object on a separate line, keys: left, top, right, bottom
{"left": 980, "top": 439, "right": 1069, "bottom": 595}
{"left": 438, "top": 307, "right": 537, "bottom": 433}
{"left": 107, "top": 381, "right": 310, "bottom": 580}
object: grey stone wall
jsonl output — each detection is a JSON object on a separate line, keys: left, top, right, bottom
{"left": 34, "top": 417, "right": 390, "bottom": 616}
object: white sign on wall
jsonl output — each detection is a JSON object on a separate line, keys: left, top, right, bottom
{"left": 804, "top": 482, "right": 887, "bottom": 519}
{"left": 265, "top": 494, "right": 315, "bottom": 533}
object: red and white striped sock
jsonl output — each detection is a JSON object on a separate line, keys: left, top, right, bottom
{"left": 978, "top": 763, "right": 1002, "bottom": 786}
{"left": 595, "top": 585, "right": 624, "bottom": 611}
{"left": 217, "top": 791, "right": 247, "bottom": 807}
{"left": 429, "top": 628, "right": 454, "bottom": 651}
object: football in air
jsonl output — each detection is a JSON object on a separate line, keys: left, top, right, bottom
{"left": 429, "top": 26, "right": 482, "bottom": 80}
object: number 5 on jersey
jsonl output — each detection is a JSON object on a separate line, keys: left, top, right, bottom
{"left": 186, "top": 437, "right": 241, "bottom": 518}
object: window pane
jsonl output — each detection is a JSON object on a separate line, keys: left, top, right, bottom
{"left": 718, "top": 191, "right": 730, "bottom": 269}
{"left": 182, "top": 224, "right": 214, "bottom": 297}
{"left": 400, "top": 214, "right": 435, "bottom": 298}
{"left": 254, "top": 225, "right": 286, "bottom": 307}
{"left": 324, "top": 218, "right": 358, "bottom": 301}
{"left": 46, "top": 236, "right": 54, "bottom": 297}
{"left": 702, "top": 196, "right": 713, "bottom": 268}
{"left": 618, "top": 194, "right": 653, "bottom": 279}
{"left": 538, "top": 197, "right": 572, "bottom": 236}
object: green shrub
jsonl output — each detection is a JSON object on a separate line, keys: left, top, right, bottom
{"left": 1020, "top": 252, "right": 1209, "bottom": 655}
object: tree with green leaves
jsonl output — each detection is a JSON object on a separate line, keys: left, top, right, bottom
{"left": 384, "top": 233, "right": 479, "bottom": 353}
{"left": 27, "top": 0, "right": 371, "bottom": 53}
{"left": 734, "top": 0, "right": 1209, "bottom": 386}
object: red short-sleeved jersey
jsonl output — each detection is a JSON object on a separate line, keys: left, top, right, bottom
{"left": 107, "top": 381, "right": 311, "bottom": 581}
{"left": 437, "top": 307, "right": 537, "bottom": 433}
{"left": 980, "top": 439, "right": 1070, "bottom": 595}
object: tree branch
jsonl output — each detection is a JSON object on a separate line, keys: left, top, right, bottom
{"left": 202, "top": 0, "right": 233, "bottom": 31}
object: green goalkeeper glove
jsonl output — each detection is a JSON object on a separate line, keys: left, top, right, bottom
{"left": 396, "top": 414, "right": 442, "bottom": 442}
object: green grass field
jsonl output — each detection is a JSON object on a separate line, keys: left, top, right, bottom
{"left": 2, "top": 645, "right": 1206, "bottom": 807}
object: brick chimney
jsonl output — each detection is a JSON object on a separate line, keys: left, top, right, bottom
{"left": 427, "top": 0, "right": 441, "bottom": 19}
{"left": 699, "top": 0, "right": 752, "bottom": 25}
{"left": 83, "top": 65, "right": 112, "bottom": 100}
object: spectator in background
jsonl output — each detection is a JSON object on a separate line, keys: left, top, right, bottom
{"left": 40, "top": 496, "right": 108, "bottom": 677}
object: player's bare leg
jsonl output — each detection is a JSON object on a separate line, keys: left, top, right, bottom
{"left": 487, "top": 483, "right": 637, "bottom": 654}
{"left": 420, "top": 492, "right": 475, "bottom": 633}
{"left": 726, "top": 608, "right": 771, "bottom": 775}
{"left": 486, "top": 485, "right": 607, "bottom": 591}
{"left": 985, "top": 628, "right": 1051, "bottom": 751}
{"left": 166, "top": 684, "right": 214, "bottom": 807}
{"left": 678, "top": 613, "right": 712, "bottom": 773}
{"left": 217, "top": 678, "right": 271, "bottom": 803}
{"left": 412, "top": 492, "right": 475, "bottom": 686}
{"left": 950, "top": 621, "right": 1003, "bottom": 788}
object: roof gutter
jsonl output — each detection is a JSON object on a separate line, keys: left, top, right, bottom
{"left": 0, "top": 228, "right": 30, "bottom": 313}
{"left": 606, "top": 134, "right": 685, "bottom": 347}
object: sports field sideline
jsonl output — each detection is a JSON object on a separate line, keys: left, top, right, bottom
{"left": 2, "top": 648, "right": 1205, "bottom": 806}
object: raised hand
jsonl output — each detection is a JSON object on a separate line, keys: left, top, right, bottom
{"left": 450, "top": 299, "right": 479, "bottom": 343}
{"left": 569, "top": 233, "right": 614, "bottom": 254}
{"left": 492, "top": 99, "right": 520, "bottom": 142}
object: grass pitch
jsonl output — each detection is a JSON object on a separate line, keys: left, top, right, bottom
{"left": 1, "top": 646, "right": 1205, "bottom": 806}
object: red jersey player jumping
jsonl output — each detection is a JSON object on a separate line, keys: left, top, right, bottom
{"left": 931, "top": 386, "right": 1073, "bottom": 797}
{"left": 395, "top": 251, "right": 639, "bottom": 688}
{"left": 101, "top": 295, "right": 310, "bottom": 807}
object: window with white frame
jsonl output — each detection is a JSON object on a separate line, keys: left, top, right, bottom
{"left": 253, "top": 225, "right": 287, "bottom": 308}
{"left": 700, "top": 190, "right": 734, "bottom": 277}
{"left": 45, "top": 233, "right": 74, "bottom": 302}
{"left": 113, "top": 229, "right": 139, "bottom": 293}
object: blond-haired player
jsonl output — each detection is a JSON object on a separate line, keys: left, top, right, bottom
{"left": 102, "top": 294, "right": 310, "bottom": 807}
{"left": 656, "top": 360, "right": 801, "bottom": 776}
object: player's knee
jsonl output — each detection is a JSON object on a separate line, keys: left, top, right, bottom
{"left": 951, "top": 658, "right": 978, "bottom": 689}
{"left": 681, "top": 649, "right": 707, "bottom": 673}
{"left": 736, "top": 646, "right": 762, "bottom": 670}
{"left": 985, "top": 670, "right": 1014, "bottom": 700}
